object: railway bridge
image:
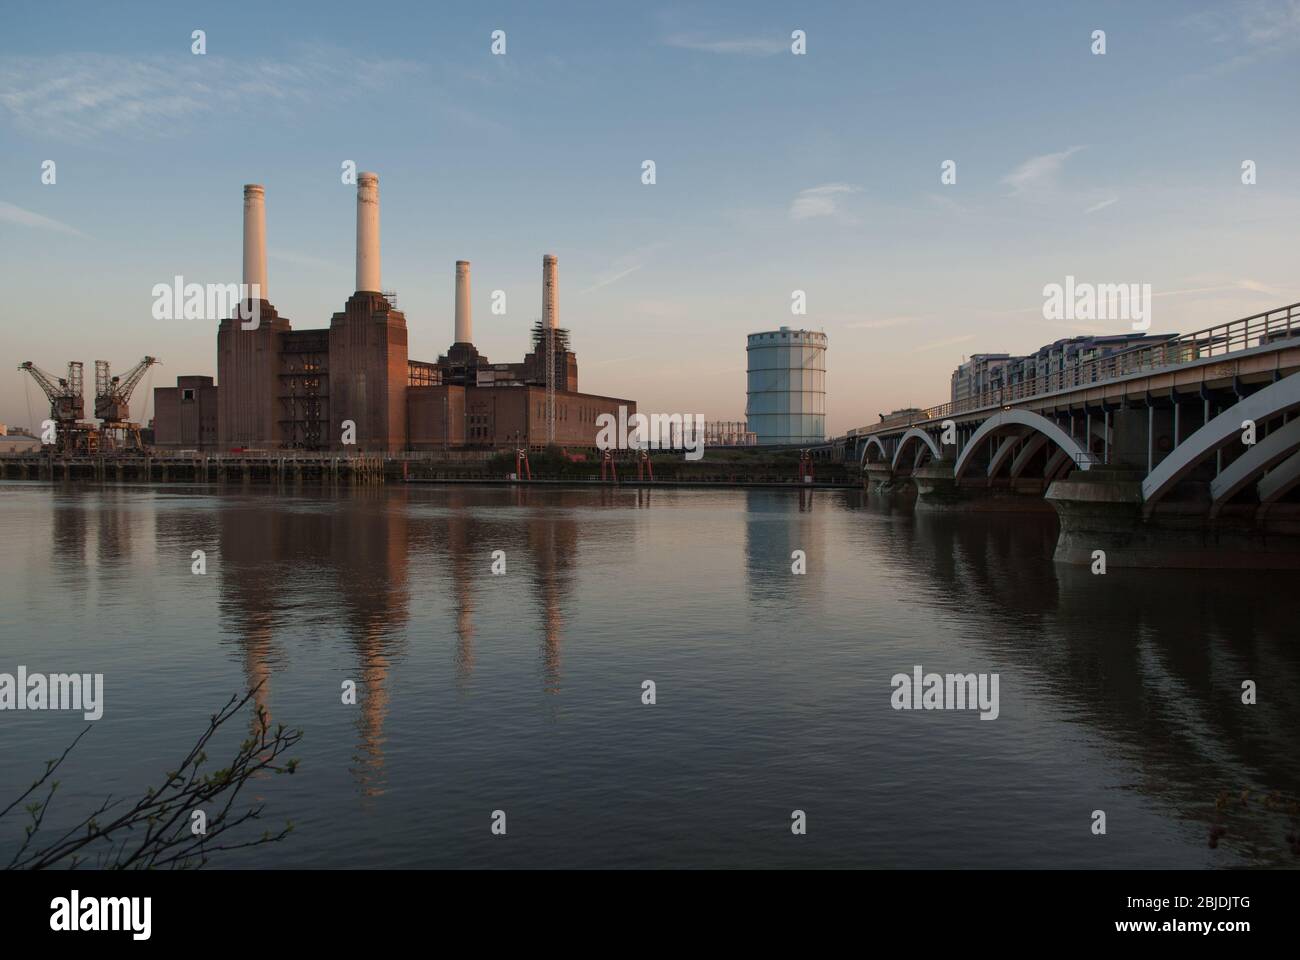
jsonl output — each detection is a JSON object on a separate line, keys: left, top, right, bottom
{"left": 828, "top": 302, "right": 1300, "bottom": 567}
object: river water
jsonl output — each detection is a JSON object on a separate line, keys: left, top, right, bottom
{"left": 0, "top": 482, "right": 1295, "bottom": 868}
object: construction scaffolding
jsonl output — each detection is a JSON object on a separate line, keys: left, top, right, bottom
{"left": 530, "top": 322, "right": 570, "bottom": 445}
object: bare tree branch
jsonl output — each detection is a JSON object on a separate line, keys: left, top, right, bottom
{"left": 1, "top": 684, "right": 302, "bottom": 870}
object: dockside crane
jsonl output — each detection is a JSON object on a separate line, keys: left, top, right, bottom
{"left": 17, "top": 360, "right": 90, "bottom": 453}
{"left": 94, "top": 356, "right": 160, "bottom": 452}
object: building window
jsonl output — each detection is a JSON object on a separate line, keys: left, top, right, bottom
{"left": 182, "top": 389, "right": 195, "bottom": 402}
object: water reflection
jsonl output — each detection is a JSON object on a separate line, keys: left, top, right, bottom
{"left": 521, "top": 494, "right": 578, "bottom": 696}
{"left": 879, "top": 506, "right": 1300, "bottom": 862}
{"left": 743, "top": 488, "right": 824, "bottom": 608}
{"left": 331, "top": 492, "right": 408, "bottom": 797}
{"left": 210, "top": 486, "right": 591, "bottom": 793}
{"left": 215, "top": 491, "right": 408, "bottom": 796}
{"left": 10, "top": 482, "right": 1296, "bottom": 867}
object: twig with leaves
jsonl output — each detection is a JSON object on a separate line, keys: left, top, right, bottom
{"left": 2, "top": 684, "right": 302, "bottom": 870}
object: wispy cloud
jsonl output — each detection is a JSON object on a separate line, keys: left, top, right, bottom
{"left": 1189, "top": 0, "right": 1300, "bottom": 49}
{"left": 0, "top": 200, "right": 86, "bottom": 237}
{"left": 1044, "top": 319, "right": 1118, "bottom": 335}
{"left": 925, "top": 192, "right": 972, "bottom": 216}
{"left": 1183, "top": 1, "right": 1300, "bottom": 75}
{"left": 1084, "top": 197, "right": 1118, "bottom": 214}
{"left": 581, "top": 264, "right": 642, "bottom": 294}
{"left": 980, "top": 277, "right": 1286, "bottom": 323}
{"left": 913, "top": 333, "right": 975, "bottom": 353}
{"left": 628, "top": 298, "right": 690, "bottom": 319}
{"left": 271, "top": 250, "right": 336, "bottom": 271}
{"left": 790, "top": 183, "right": 861, "bottom": 221}
{"left": 663, "top": 34, "right": 786, "bottom": 56}
{"left": 1243, "top": 0, "right": 1300, "bottom": 45}
{"left": 1002, "top": 146, "right": 1084, "bottom": 200}
{"left": 845, "top": 315, "right": 921, "bottom": 330}
{"left": 1155, "top": 279, "right": 1283, "bottom": 298}
{"left": 580, "top": 242, "right": 667, "bottom": 294}
{"left": 0, "top": 45, "right": 425, "bottom": 140}
{"left": 1236, "top": 278, "right": 1285, "bottom": 295}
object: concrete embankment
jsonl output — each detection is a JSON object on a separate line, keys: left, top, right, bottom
{"left": 0, "top": 452, "right": 857, "bottom": 490}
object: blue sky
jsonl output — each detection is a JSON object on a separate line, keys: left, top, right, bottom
{"left": 2, "top": 0, "right": 1298, "bottom": 433}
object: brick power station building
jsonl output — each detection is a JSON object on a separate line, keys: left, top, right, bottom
{"left": 154, "top": 176, "right": 634, "bottom": 453}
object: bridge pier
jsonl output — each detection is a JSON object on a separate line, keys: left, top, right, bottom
{"left": 912, "top": 463, "right": 964, "bottom": 510}
{"left": 863, "top": 461, "right": 903, "bottom": 493}
{"left": 913, "top": 462, "right": 1055, "bottom": 513}
{"left": 1046, "top": 467, "right": 1300, "bottom": 568}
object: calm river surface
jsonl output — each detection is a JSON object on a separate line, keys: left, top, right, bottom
{"left": 0, "top": 482, "right": 1295, "bottom": 868}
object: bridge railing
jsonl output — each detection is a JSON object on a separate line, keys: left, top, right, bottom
{"left": 848, "top": 301, "right": 1300, "bottom": 436}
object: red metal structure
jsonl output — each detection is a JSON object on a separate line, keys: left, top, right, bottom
{"left": 798, "top": 449, "right": 814, "bottom": 484}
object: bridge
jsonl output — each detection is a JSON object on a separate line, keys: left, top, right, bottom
{"left": 825, "top": 302, "right": 1300, "bottom": 567}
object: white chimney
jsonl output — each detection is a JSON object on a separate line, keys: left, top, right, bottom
{"left": 542, "top": 254, "right": 558, "bottom": 329}
{"left": 242, "top": 184, "right": 267, "bottom": 300}
{"left": 356, "top": 172, "right": 381, "bottom": 293}
{"left": 455, "top": 260, "right": 472, "bottom": 343}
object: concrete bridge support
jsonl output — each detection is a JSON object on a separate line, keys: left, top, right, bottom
{"left": 913, "top": 461, "right": 1057, "bottom": 513}
{"left": 1102, "top": 406, "right": 1176, "bottom": 473}
{"left": 1047, "top": 465, "right": 1300, "bottom": 568}
{"left": 1046, "top": 374, "right": 1300, "bottom": 567}
{"left": 863, "top": 461, "right": 903, "bottom": 494}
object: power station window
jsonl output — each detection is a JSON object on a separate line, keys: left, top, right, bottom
{"left": 182, "top": 389, "right": 195, "bottom": 401}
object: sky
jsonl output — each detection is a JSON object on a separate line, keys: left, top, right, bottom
{"left": 2, "top": 0, "right": 1298, "bottom": 435}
